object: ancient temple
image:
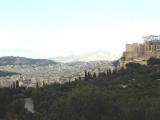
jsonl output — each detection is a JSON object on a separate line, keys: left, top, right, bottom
{"left": 118, "top": 35, "right": 160, "bottom": 69}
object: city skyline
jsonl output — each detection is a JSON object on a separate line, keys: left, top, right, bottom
{"left": 1, "top": 0, "right": 160, "bottom": 58}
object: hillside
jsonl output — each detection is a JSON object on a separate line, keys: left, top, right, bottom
{"left": 1, "top": 59, "right": 160, "bottom": 120}
{"left": 0, "top": 56, "right": 57, "bottom": 66}
{"left": 30, "top": 60, "right": 160, "bottom": 120}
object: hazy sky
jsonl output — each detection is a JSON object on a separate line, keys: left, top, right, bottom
{"left": 1, "top": 0, "right": 160, "bottom": 58}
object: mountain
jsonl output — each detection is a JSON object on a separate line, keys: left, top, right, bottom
{"left": 0, "top": 56, "right": 57, "bottom": 66}
{"left": 53, "top": 51, "right": 121, "bottom": 63}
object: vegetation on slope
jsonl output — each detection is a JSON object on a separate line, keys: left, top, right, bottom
{"left": 0, "top": 56, "right": 57, "bottom": 66}
{"left": 30, "top": 58, "right": 160, "bottom": 120}
{"left": 1, "top": 58, "right": 160, "bottom": 120}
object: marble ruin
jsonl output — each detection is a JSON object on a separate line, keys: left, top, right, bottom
{"left": 118, "top": 35, "right": 160, "bottom": 69}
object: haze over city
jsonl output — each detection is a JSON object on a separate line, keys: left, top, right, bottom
{"left": 2, "top": 1, "right": 160, "bottom": 119}
{"left": 1, "top": 0, "right": 160, "bottom": 58}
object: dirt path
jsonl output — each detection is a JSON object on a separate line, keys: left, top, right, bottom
{"left": 24, "top": 98, "right": 35, "bottom": 113}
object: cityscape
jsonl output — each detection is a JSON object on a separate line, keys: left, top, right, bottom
{"left": 1, "top": 0, "right": 160, "bottom": 120}
{"left": 0, "top": 35, "right": 160, "bottom": 88}
{"left": 0, "top": 59, "right": 114, "bottom": 88}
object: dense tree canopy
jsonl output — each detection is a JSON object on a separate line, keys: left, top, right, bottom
{"left": 1, "top": 61, "right": 160, "bottom": 120}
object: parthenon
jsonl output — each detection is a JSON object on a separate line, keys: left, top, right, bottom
{"left": 118, "top": 35, "right": 160, "bottom": 68}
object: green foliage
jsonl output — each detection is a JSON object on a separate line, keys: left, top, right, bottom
{"left": 16, "top": 80, "right": 19, "bottom": 88}
{"left": 64, "top": 86, "right": 122, "bottom": 120}
{"left": 126, "top": 62, "right": 143, "bottom": 69}
{"left": 2, "top": 63, "right": 160, "bottom": 120}
{"left": 147, "top": 57, "right": 160, "bottom": 65}
{"left": 29, "top": 63, "right": 160, "bottom": 120}
{"left": 0, "top": 88, "right": 28, "bottom": 119}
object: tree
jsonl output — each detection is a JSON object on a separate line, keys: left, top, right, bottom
{"left": 93, "top": 73, "right": 97, "bottom": 78}
{"left": 78, "top": 75, "right": 81, "bottom": 80}
{"left": 107, "top": 69, "right": 112, "bottom": 77}
{"left": 87, "top": 72, "right": 92, "bottom": 79}
{"left": 126, "top": 62, "right": 142, "bottom": 69}
{"left": 147, "top": 57, "right": 160, "bottom": 65}
{"left": 98, "top": 72, "right": 107, "bottom": 78}
{"left": 84, "top": 70, "right": 88, "bottom": 81}
{"left": 16, "top": 81, "right": 19, "bottom": 88}
{"left": 12, "top": 82, "right": 16, "bottom": 88}
{"left": 42, "top": 81, "right": 46, "bottom": 87}
{"left": 112, "top": 69, "right": 117, "bottom": 75}
{"left": 36, "top": 82, "right": 39, "bottom": 88}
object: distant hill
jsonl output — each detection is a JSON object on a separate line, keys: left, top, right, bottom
{"left": 53, "top": 51, "right": 121, "bottom": 63}
{"left": 0, "top": 56, "right": 57, "bottom": 66}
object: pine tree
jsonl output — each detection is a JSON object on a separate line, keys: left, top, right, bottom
{"left": 16, "top": 80, "right": 19, "bottom": 88}
{"left": 93, "top": 73, "right": 97, "bottom": 78}
{"left": 84, "top": 70, "right": 88, "bottom": 81}
{"left": 79, "top": 75, "right": 81, "bottom": 80}
{"left": 87, "top": 72, "right": 92, "bottom": 79}
{"left": 36, "top": 82, "right": 39, "bottom": 88}
{"left": 43, "top": 81, "right": 46, "bottom": 87}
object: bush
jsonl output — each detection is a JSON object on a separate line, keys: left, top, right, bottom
{"left": 147, "top": 57, "right": 160, "bottom": 65}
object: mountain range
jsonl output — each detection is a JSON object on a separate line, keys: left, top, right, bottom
{"left": 0, "top": 51, "right": 121, "bottom": 66}
{"left": 52, "top": 51, "right": 121, "bottom": 63}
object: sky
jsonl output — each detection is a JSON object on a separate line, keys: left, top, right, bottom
{"left": 1, "top": 0, "right": 160, "bottom": 58}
